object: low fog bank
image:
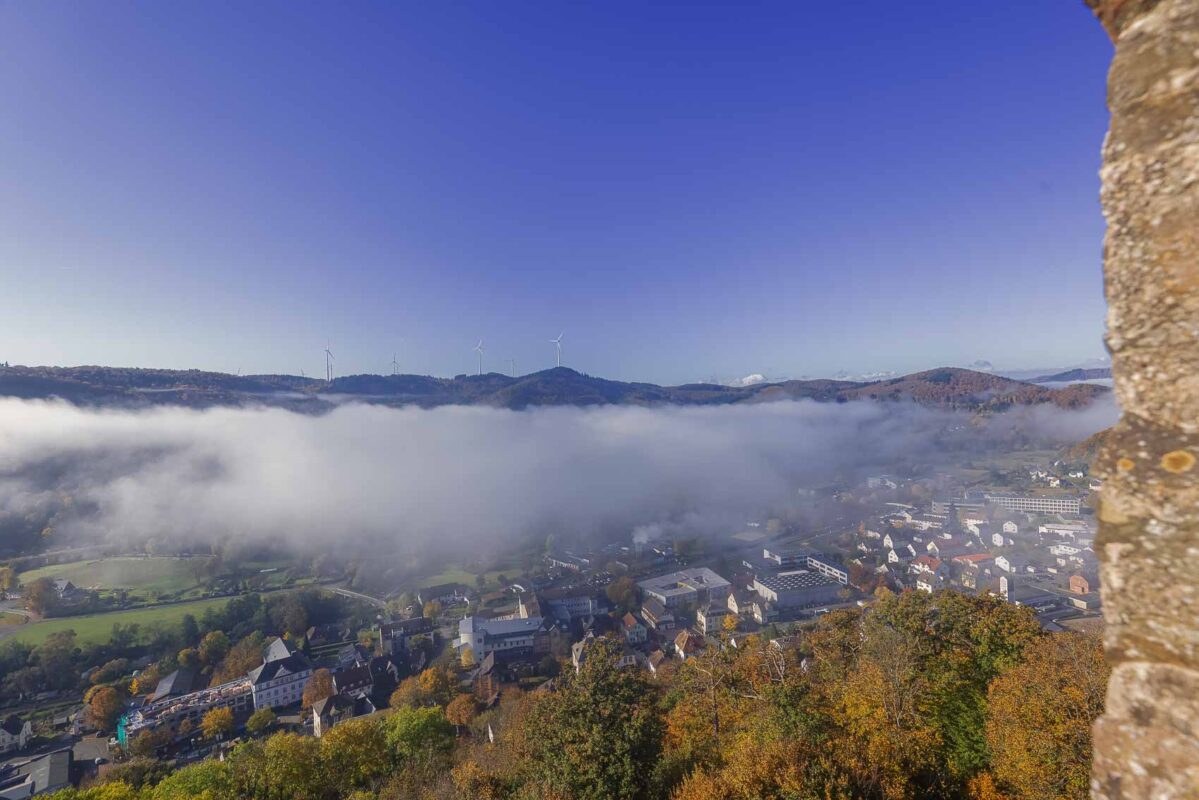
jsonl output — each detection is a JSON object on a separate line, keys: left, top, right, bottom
{"left": 0, "top": 396, "right": 1118, "bottom": 563}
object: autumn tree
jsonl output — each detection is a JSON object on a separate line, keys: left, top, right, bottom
{"left": 199, "top": 630, "right": 231, "bottom": 665}
{"left": 0, "top": 566, "right": 16, "bottom": 592}
{"left": 257, "top": 734, "right": 323, "bottom": 800}
{"left": 177, "top": 647, "right": 201, "bottom": 670}
{"left": 525, "top": 636, "right": 663, "bottom": 800}
{"left": 319, "top": 717, "right": 390, "bottom": 791}
{"left": 130, "top": 662, "right": 162, "bottom": 697}
{"left": 422, "top": 600, "right": 442, "bottom": 623}
{"left": 23, "top": 577, "right": 57, "bottom": 615}
{"left": 150, "top": 755, "right": 233, "bottom": 799}
{"left": 445, "top": 693, "right": 479, "bottom": 734}
{"left": 302, "top": 668, "right": 335, "bottom": 709}
{"left": 201, "top": 706, "right": 234, "bottom": 740}
{"left": 384, "top": 706, "right": 455, "bottom": 762}
{"left": 604, "top": 576, "right": 641, "bottom": 614}
{"left": 416, "top": 666, "right": 453, "bottom": 707}
{"left": 101, "top": 756, "right": 173, "bottom": 790}
{"left": 389, "top": 676, "right": 425, "bottom": 709}
{"left": 246, "top": 707, "right": 277, "bottom": 737}
{"left": 212, "top": 631, "right": 265, "bottom": 684}
{"left": 86, "top": 685, "right": 124, "bottom": 730}
{"left": 986, "top": 633, "right": 1108, "bottom": 800}
{"left": 126, "top": 727, "right": 171, "bottom": 759}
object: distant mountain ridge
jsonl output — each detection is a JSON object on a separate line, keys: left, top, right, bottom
{"left": 0, "top": 365, "right": 1108, "bottom": 412}
{"left": 1027, "top": 367, "right": 1112, "bottom": 383}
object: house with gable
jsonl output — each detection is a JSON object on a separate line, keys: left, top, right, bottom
{"left": 248, "top": 638, "right": 313, "bottom": 710}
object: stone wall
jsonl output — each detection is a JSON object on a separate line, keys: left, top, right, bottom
{"left": 1084, "top": 0, "right": 1199, "bottom": 797}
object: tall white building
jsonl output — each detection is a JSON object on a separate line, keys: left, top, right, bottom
{"left": 248, "top": 638, "right": 313, "bottom": 710}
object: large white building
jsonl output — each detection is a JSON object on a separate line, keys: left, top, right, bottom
{"left": 457, "top": 616, "right": 545, "bottom": 659}
{"left": 638, "top": 568, "right": 731, "bottom": 610}
{"left": 248, "top": 638, "right": 313, "bottom": 710}
{"left": 984, "top": 494, "right": 1081, "bottom": 516}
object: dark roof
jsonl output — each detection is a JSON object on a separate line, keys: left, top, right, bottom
{"left": 152, "top": 668, "right": 201, "bottom": 702}
{"left": 379, "top": 617, "right": 433, "bottom": 636}
{"left": 0, "top": 716, "right": 25, "bottom": 737}
{"left": 756, "top": 571, "right": 840, "bottom": 592}
{"left": 640, "top": 597, "right": 671, "bottom": 619}
{"left": 313, "top": 693, "right": 355, "bottom": 717}
{"left": 336, "top": 643, "right": 371, "bottom": 666}
{"left": 18, "top": 748, "right": 71, "bottom": 792}
{"left": 314, "top": 693, "right": 376, "bottom": 720}
{"left": 249, "top": 654, "right": 311, "bottom": 685}
{"left": 264, "top": 637, "right": 299, "bottom": 663}
{"left": 333, "top": 665, "right": 372, "bottom": 693}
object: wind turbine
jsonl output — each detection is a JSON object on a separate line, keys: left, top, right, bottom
{"left": 473, "top": 340, "right": 485, "bottom": 376}
{"left": 506, "top": 358, "right": 517, "bottom": 377}
{"left": 324, "top": 342, "right": 335, "bottom": 382}
{"left": 550, "top": 332, "right": 564, "bottom": 367}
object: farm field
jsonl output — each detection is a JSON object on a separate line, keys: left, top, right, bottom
{"left": 18, "top": 556, "right": 215, "bottom": 600}
{"left": 9, "top": 596, "right": 232, "bottom": 648}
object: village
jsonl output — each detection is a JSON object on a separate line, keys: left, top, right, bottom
{"left": 0, "top": 451, "right": 1104, "bottom": 797}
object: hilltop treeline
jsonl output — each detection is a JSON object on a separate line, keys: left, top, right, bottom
{"left": 0, "top": 365, "right": 1107, "bottom": 412}
{"left": 46, "top": 590, "right": 1106, "bottom": 800}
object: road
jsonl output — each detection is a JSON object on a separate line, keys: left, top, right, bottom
{"left": 0, "top": 601, "right": 38, "bottom": 642}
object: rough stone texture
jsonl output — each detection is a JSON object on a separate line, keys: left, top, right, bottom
{"left": 1087, "top": 0, "right": 1199, "bottom": 797}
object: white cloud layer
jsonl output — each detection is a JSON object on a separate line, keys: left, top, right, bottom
{"left": 0, "top": 396, "right": 1118, "bottom": 559}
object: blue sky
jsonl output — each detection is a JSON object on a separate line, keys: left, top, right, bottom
{"left": 0, "top": 2, "right": 1112, "bottom": 383}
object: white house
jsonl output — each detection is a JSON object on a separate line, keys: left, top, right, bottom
{"left": 0, "top": 716, "right": 31, "bottom": 754}
{"left": 696, "top": 603, "right": 729, "bottom": 636}
{"left": 620, "top": 613, "right": 648, "bottom": 645}
{"left": 915, "top": 573, "right": 942, "bottom": 594}
{"left": 1002, "top": 521, "right": 1019, "bottom": 535}
{"left": 995, "top": 555, "right": 1027, "bottom": 574}
{"left": 248, "top": 638, "right": 313, "bottom": 710}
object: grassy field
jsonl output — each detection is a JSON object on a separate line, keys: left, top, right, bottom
{"left": 10, "top": 596, "right": 232, "bottom": 648}
{"left": 0, "top": 612, "right": 25, "bottom": 627}
{"left": 18, "top": 556, "right": 215, "bottom": 600}
{"left": 420, "top": 562, "right": 522, "bottom": 592}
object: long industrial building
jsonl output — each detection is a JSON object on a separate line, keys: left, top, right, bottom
{"left": 752, "top": 570, "right": 842, "bottom": 609}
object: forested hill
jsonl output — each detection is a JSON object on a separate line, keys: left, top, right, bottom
{"left": 0, "top": 365, "right": 1108, "bottom": 412}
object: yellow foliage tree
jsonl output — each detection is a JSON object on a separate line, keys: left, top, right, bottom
{"left": 416, "top": 666, "right": 453, "bottom": 706}
{"left": 200, "top": 707, "right": 234, "bottom": 740}
{"left": 985, "top": 634, "right": 1107, "bottom": 800}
